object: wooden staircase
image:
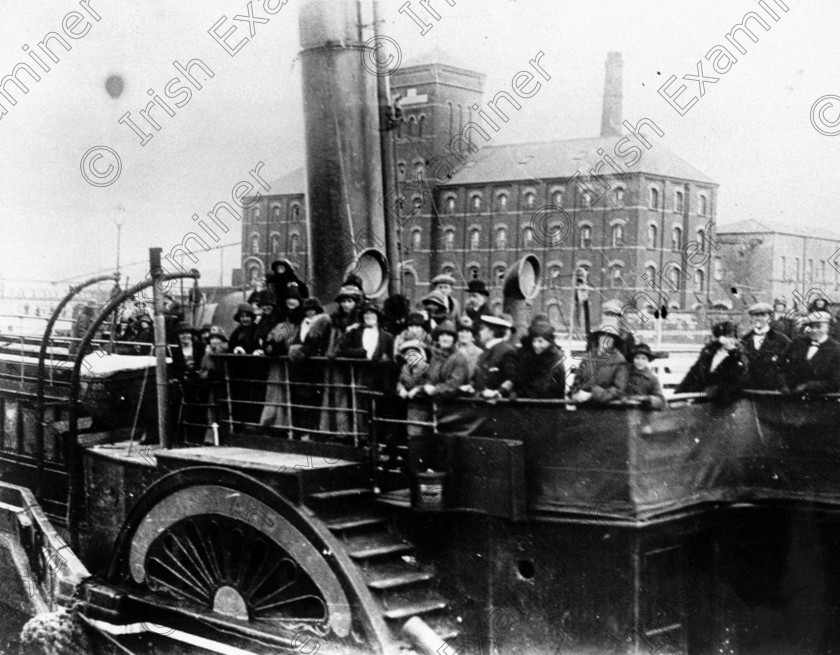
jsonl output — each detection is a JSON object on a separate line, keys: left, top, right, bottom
{"left": 306, "top": 486, "right": 462, "bottom": 651}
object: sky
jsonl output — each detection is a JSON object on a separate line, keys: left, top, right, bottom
{"left": 0, "top": 0, "right": 836, "bottom": 289}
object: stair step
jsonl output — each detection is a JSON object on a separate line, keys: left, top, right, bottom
{"left": 326, "top": 516, "right": 388, "bottom": 532}
{"left": 349, "top": 543, "right": 412, "bottom": 560}
{"left": 308, "top": 487, "right": 371, "bottom": 501}
{"left": 367, "top": 571, "right": 434, "bottom": 591}
{"left": 382, "top": 598, "right": 448, "bottom": 621}
{"left": 422, "top": 615, "right": 462, "bottom": 642}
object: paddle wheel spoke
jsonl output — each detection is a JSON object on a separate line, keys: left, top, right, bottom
{"left": 140, "top": 513, "right": 331, "bottom": 625}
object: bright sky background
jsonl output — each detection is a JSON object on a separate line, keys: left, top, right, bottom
{"left": 0, "top": 0, "right": 836, "bottom": 288}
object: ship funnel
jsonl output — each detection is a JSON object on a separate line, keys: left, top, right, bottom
{"left": 503, "top": 255, "right": 542, "bottom": 337}
{"left": 298, "top": 0, "right": 387, "bottom": 301}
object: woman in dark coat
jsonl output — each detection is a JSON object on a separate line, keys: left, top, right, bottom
{"left": 513, "top": 317, "right": 566, "bottom": 399}
{"left": 268, "top": 259, "right": 309, "bottom": 302}
{"left": 676, "top": 321, "right": 747, "bottom": 407}
{"left": 170, "top": 322, "right": 207, "bottom": 443}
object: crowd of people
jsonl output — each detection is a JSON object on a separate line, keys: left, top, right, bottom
{"left": 96, "top": 260, "right": 840, "bottom": 415}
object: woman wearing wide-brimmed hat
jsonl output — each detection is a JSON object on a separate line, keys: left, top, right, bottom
{"left": 229, "top": 303, "right": 260, "bottom": 355}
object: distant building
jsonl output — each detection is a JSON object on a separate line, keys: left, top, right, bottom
{"left": 718, "top": 219, "right": 840, "bottom": 309}
{"left": 242, "top": 50, "right": 725, "bottom": 325}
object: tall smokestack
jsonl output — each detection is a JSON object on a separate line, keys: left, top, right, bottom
{"left": 600, "top": 52, "right": 623, "bottom": 138}
{"left": 299, "top": 0, "right": 388, "bottom": 301}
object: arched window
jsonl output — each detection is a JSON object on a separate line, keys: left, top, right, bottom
{"left": 581, "top": 191, "right": 592, "bottom": 209}
{"left": 290, "top": 204, "right": 301, "bottom": 222}
{"left": 667, "top": 266, "right": 681, "bottom": 291}
{"left": 547, "top": 303, "right": 562, "bottom": 325}
{"left": 524, "top": 192, "right": 535, "bottom": 210}
{"left": 250, "top": 235, "right": 260, "bottom": 255}
{"left": 248, "top": 265, "right": 261, "bottom": 282}
{"left": 644, "top": 264, "right": 656, "bottom": 282}
{"left": 403, "top": 270, "right": 417, "bottom": 300}
{"left": 611, "top": 224, "right": 624, "bottom": 247}
{"left": 648, "top": 224, "right": 657, "bottom": 249}
{"left": 580, "top": 225, "right": 592, "bottom": 249}
{"left": 495, "top": 227, "right": 508, "bottom": 249}
{"left": 497, "top": 193, "right": 508, "bottom": 212}
{"left": 272, "top": 205, "right": 281, "bottom": 219}
{"left": 614, "top": 187, "right": 625, "bottom": 207}
{"left": 672, "top": 226, "right": 682, "bottom": 251}
{"left": 467, "top": 264, "right": 480, "bottom": 280}
{"left": 412, "top": 196, "right": 422, "bottom": 211}
{"left": 253, "top": 206, "right": 261, "bottom": 220}
{"left": 697, "top": 228, "right": 707, "bottom": 253}
{"left": 547, "top": 223, "right": 562, "bottom": 246}
{"left": 471, "top": 195, "right": 482, "bottom": 213}
{"left": 469, "top": 228, "right": 481, "bottom": 250}
{"left": 444, "top": 228, "right": 456, "bottom": 251}
{"left": 523, "top": 226, "right": 534, "bottom": 246}
{"left": 699, "top": 194, "right": 707, "bottom": 216}
{"left": 674, "top": 190, "right": 684, "bottom": 213}
{"left": 649, "top": 188, "right": 659, "bottom": 210}
{"left": 696, "top": 269, "right": 705, "bottom": 292}
{"left": 411, "top": 229, "right": 422, "bottom": 252}
{"left": 397, "top": 161, "right": 406, "bottom": 181}
{"left": 552, "top": 190, "right": 563, "bottom": 206}
{"left": 290, "top": 233, "right": 300, "bottom": 254}
{"left": 610, "top": 265, "right": 623, "bottom": 288}
{"left": 270, "top": 234, "right": 280, "bottom": 254}
{"left": 418, "top": 115, "right": 425, "bottom": 137}
{"left": 408, "top": 115, "right": 416, "bottom": 136}
{"left": 494, "top": 264, "right": 507, "bottom": 286}
{"left": 549, "top": 264, "right": 562, "bottom": 288}
{"left": 446, "top": 197, "right": 456, "bottom": 214}
{"left": 414, "top": 161, "right": 425, "bottom": 180}
{"left": 442, "top": 264, "right": 455, "bottom": 276}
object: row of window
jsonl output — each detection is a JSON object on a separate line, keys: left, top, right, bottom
{"left": 411, "top": 262, "right": 707, "bottom": 293}
{"left": 250, "top": 233, "right": 302, "bottom": 255}
{"left": 250, "top": 205, "right": 302, "bottom": 222}
{"left": 434, "top": 188, "right": 709, "bottom": 215}
{"left": 779, "top": 256, "right": 840, "bottom": 284}
{"left": 408, "top": 225, "right": 709, "bottom": 252}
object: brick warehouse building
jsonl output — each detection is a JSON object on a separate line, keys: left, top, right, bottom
{"left": 241, "top": 51, "right": 725, "bottom": 327}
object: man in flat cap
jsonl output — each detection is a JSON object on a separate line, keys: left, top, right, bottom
{"left": 740, "top": 301, "right": 791, "bottom": 390}
{"left": 464, "top": 279, "right": 491, "bottom": 325}
{"left": 780, "top": 310, "right": 840, "bottom": 395}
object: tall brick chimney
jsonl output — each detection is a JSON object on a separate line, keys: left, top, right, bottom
{"left": 600, "top": 52, "right": 623, "bottom": 138}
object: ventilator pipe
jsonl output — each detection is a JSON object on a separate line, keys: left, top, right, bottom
{"left": 502, "top": 254, "right": 542, "bottom": 339}
{"left": 348, "top": 248, "right": 389, "bottom": 299}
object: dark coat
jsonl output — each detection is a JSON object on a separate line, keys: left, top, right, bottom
{"left": 171, "top": 342, "right": 206, "bottom": 382}
{"left": 771, "top": 316, "right": 801, "bottom": 342}
{"left": 327, "top": 308, "right": 361, "bottom": 357}
{"left": 289, "top": 313, "right": 333, "bottom": 359}
{"left": 513, "top": 341, "right": 566, "bottom": 399}
{"left": 740, "top": 328, "right": 791, "bottom": 390}
{"left": 473, "top": 340, "right": 517, "bottom": 392}
{"left": 466, "top": 301, "right": 491, "bottom": 326}
{"left": 338, "top": 326, "right": 394, "bottom": 362}
{"left": 625, "top": 366, "right": 665, "bottom": 410}
{"left": 570, "top": 350, "right": 628, "bottom": 403}
{"left": 675, "top": 342, "right": 747, "bottom": 405}
{"left": 229, "top": 323, "right": 260, "bottom": 354}
{"left": 269, "top": 268, "right": 309, "bottom": 302}
{"left": 780, "top": 335, "right": 840, "bottom": 394}
{"left": 423, "top": 346, "right": 471, "bottom": 399}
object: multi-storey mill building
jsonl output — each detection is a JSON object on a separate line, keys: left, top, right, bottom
{"left": 241, "top": 51, "right": 724, "bottom": 325}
